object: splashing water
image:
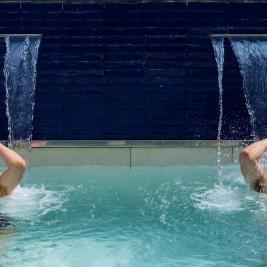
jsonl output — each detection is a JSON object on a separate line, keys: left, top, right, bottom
{"left": 3, "top": 35, "right": 41, "bottom": 153}
{"left": 212, "top": 38, "right": 225, "bottom": 179}
{"left": 1, "top": 165, "right": 267, "bottom": 267}
{"left": 0, "top": 184, "right": 67, "bottom": 220}
{"left": 230, "top": 39, "right": 267, "bottom": 139}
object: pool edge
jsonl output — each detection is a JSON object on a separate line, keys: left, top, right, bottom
{"left": 0, "top": 140, "right": 247, "bottom": 167}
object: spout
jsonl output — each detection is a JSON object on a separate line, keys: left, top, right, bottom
{"left": 209, "top": 34, "right": 267, "bottom": 39}
{"left": 0, "top": 34, "right": 42, "bottom": 40}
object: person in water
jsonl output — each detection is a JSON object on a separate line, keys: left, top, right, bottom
{"left": 0, "top": 143, "right": 26, "bottom": 197}
{"left": 240, "top": 139, "right": 267, "bottom": 193}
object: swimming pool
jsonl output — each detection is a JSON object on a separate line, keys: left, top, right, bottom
{"left": 0, "top": 164, "right": 266, "bottom": 266}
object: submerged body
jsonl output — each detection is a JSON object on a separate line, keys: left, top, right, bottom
{"left": 0, "top": 144, "right": 25, "bottom": 197}
{"left": 239, "top": 139, "right": 267, "bottom": 193}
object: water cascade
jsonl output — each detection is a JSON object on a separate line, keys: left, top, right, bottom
{"left": 3, "top": 35, "right": 41, "bottom": 151}
{"left": 212, "top": 37, "right": 225, "bottom": 178}
{"left": 229, "top": 38, "right": 267, "bottom": 139}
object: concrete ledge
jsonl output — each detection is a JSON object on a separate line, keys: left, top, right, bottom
{"left": 0, "top": 1, "right": 265, "bottom": 3}
{"left": 0, "top": 140, "right": 247, "bottom": 167}
{"left": 131, "top": 147, "right": 233, "bottom": 166}
{"left": 28, "top": 147, "right": 130, "bottom": 166}
{"left": 27, "top": 140, "right": 246, "bottom": 148}
{"left": 25, "top": 140, "right": 246, "bottom": 166}
{"left": 233, "top": 146, "right": 242, "bottom": 164}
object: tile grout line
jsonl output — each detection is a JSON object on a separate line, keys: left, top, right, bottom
{"left": 130, "top": 147, "right": 132, "bottom": 169}
{"left": 231, "top": 146, "right": 234, "bottom": 164}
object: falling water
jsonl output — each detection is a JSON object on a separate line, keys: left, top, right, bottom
{"left": 229, "top": 38, "right": 267, "bottom": 139}
{"left": 3, "top": 35, "right": 41, "bottom": 152}
{"left": 212, "top": 38, "right": 225, "bottom": 178}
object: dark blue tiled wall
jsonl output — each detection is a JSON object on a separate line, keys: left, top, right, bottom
{"left": 0, "top": 1, "right": 264, "bottom": 140}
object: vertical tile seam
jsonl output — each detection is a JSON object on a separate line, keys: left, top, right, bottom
{"left": 231, "top": 145, "right": 234, "bottom": 164}
{"left": 61, "top": 1, "right": 65, "bottom": 140}
{"left": 130, "top": 146, "right": 132, "bottom": 168}
{"left": 102, "top": 1, "right": 105, "bottom": 138}
{"left": 19, "top": 0, "right": 22, "bottom": 34}
{"left": 227, "top": 0, "right": 230, "bottom": 34}
{"left": 185, "top": 1, "right": 189, "bottom": 139}
{"left": 144, "top": 0, "right": 147, "bottom": 139}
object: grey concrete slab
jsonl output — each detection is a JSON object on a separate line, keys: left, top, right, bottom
{"left": 28, "top": 147, "right": 131, "bottom": 167}
{"left": 131, "top": 147, "right": 233, "bottom": 166}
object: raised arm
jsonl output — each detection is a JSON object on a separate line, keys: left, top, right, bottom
{"left": 239, "top": 139, "right": 267, "bottom": 192}
{"left": 0, "top": 144, "right": 26, "bottom": 196}
{"left": 240, "top": 139, "right": 267, "bottom": 160}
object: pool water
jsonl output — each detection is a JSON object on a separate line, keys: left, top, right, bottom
{"left": 0, "top": 165, "right": 267, "bottom": 267}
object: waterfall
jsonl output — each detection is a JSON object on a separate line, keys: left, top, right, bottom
{"left": 212, "top": 38, "right": 225, "bottom": 177}
{"left": 3, "top": 35, "right": 41, "bottom": 151}
{"left": 229, "top": 38, "right": 267, "bottom": 139}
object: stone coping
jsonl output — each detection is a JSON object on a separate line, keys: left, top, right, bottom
{"left": 1, "top": 140, "right": 250, "bottom": 168}
{"left": 0, "top": 139, "right": 249, "bottom": 148}
{"left": 0, "top": 140, "right": 247, "bottom": 166}
{"left": 0, "top": 1, "right": 266, "bottom": 3}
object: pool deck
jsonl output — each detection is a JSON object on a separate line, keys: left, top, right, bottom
{"left": 0, "top": 140, "right": 248, "bottom": 167}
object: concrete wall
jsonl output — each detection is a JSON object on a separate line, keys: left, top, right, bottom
{"left": 0, "top": 140, "right": 242, "bottom": 167}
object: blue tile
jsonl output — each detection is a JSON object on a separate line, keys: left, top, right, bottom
{"left": 0, "top": 1, "right": 260, "bottom": 140}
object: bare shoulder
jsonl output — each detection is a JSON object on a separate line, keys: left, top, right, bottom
{"left": 239, "top": 145, "right": 267, "bottom": 193}
{"left": 239, "top": 149, "right": 256, "bottom": 173}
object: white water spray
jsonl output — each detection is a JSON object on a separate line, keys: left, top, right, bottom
{"left": 212, "top": 38, "right": 225, "bottom": 179}
{"left": 229, "top": 38, "right": 267, "bottom": 139}
{"left": 3, "top": 35, "right": 41, "bottom": 161}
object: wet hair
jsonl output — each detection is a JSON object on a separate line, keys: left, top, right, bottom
{"left": 0, "top": 214, "right": 14, "bottom": 228}
{"left": 254, "top": 179, "right": 264, "bottom": 193}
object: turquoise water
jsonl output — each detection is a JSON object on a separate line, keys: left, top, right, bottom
{"left": 0, "top": 165, "right": 267, "bottom": 266}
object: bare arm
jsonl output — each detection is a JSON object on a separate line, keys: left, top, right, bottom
{"left": 239, "top": 139, "right": 267, "bottom": 192}
{"left": 0, "top": 144, "right": 26, "bottom": 196}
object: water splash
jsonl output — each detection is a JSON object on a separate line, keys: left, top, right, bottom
{"left": 191, "top": 184, "right": 243, "bottom": 213}
{"left": 0, "top": 185, "right": 67, "bottom": 220}
{"left": 212, "top": 38, "right": 225, "bottom": 179}
{"left": 229, "top": 39, "right": 267, "bottom": 139}
{"left": 3, "top": 35, "right": 41, "bottom": 153}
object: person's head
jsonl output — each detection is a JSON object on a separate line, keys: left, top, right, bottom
{"left": 251, "top": 177, "right": 267, "bottom": 193}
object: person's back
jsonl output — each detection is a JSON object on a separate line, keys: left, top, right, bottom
{"left": 0, "top": 144, "right": 26, "bottom": 197}
{"left": 239, "top": 139, "right": 267, "bottom": 193}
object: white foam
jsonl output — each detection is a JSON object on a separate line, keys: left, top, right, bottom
{"left": 191, "top": 184, "right": 243, "bottom": 212}
{"left": 8, "top": 238, "right": 134, "bottom": 267}
{"left": 0, "top": 185, "right": 67, "bottom": 220}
